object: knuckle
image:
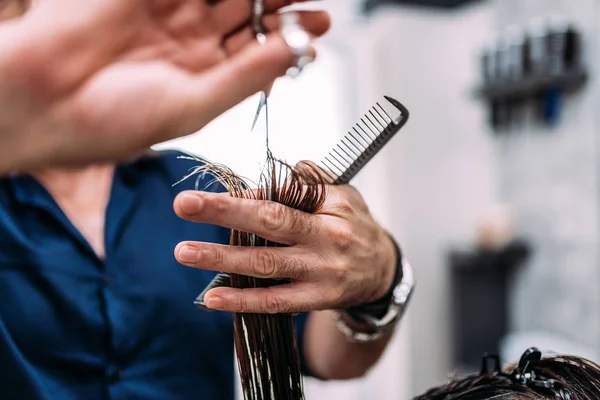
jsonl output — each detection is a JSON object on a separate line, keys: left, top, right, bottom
{"left": 206, "top": 247, "right": 225, "bottom": 269}
{"left": 334, "top": 198, "right": 355, "bottom": 216}
{"left": 288, "top": 210, "right": 315, "bottom": 237}
{"left": 250, "top": 250, "right": 278, "bottom": 278}
{"left": 263, "top": 294, "right": 287, "bottom": 314}
{"left": 332, "top": 225, "right": 355, "bottom": 251}
{"left": 234, "top": 296, "right": 248, "bottom": 313}
{"left": 330, "top": 261, "right": 350, "bottom": 284}
{"left": 321, "top": 258, "right": 358, "bottom": 307}
{"left": 213, "top": 195, "right": 230, "bottom": 214}
{"left": 259, "top": 202, "right": 286, "bottom": 231}
{"left": 284, "top": 257, "right": 310, "bottom": 281}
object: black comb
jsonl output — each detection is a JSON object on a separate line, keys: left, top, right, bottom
{"left": 194, "top": 273, "right": 231, "bottom": 309}
{"left": 195, "top": 95, "right": 409, "bottom": 310}
{"left": 319, "top": 95, "right": 409, "bottom": 185}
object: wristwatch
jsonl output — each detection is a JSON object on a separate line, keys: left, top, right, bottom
{"left": 333, "top": 238, "right": 415, "bottom": 342}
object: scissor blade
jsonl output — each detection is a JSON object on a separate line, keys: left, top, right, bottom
{"left": 251, "top": 91, "right": 268, "bottom": 131}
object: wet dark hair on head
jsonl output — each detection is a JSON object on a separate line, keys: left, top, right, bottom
{"left": 415, "top": 348, "right": 600, "bottom": 400}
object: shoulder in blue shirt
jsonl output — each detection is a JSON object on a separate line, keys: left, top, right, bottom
{"left": 0, "top": 150, "right": 310, "bottom": 400}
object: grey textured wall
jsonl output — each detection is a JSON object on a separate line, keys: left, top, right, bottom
{"left": 493, "top": 0, "right": 600, "bottom": 354}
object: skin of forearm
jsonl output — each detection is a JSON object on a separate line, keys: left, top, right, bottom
{"left": 302, "top": 310, "right": 394, "bottom": 380}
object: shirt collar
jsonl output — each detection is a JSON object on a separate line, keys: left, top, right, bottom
{"left": 7, "top": 150, "right": 164, "bottom": 207}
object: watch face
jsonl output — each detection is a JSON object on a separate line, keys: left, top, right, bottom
{"left": 393, "top": 282, "right": 413, "bottom": 304}
{"left": 394, "top": 257, "right": 415, "bottom": 306}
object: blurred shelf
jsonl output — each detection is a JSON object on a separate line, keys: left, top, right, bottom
{"left": 474, "top": 69, "right": 588, "bottom": 102}
{"left": 363, "top": 0, "right": 486, "bottom": 13}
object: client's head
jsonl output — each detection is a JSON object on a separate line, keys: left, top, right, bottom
{"left": 415, "top": 347, "right": 600, "bottom": 399}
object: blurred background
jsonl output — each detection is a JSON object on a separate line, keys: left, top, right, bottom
{"left": 155, "top": 0, "right": 600, "bottom": 397}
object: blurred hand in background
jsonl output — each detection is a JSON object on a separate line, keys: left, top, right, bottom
{"left": 0, "top": 0, "right": 330, "bottom": 174}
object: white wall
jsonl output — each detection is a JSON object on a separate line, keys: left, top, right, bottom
{"left": 359, "top": 3, "right": 499, "bottom": 395}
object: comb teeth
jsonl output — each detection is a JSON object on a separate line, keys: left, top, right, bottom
{"left": 319, "top": 96, "right": 409, "bottom": 186}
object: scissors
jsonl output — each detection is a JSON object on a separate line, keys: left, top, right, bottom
{"left": 250, "top": 0, "right": 268, "bottom": 131}
{"left": 250, "top": 0, "right": 313, "bottom": 131}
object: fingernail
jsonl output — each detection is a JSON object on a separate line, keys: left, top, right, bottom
{"left": 206, "top": 296, "right": 224, "bottom": 310}
{"left": 180, "top": 193, "right": 203, "bottom": 214}
{"left": 178, "top": 245, "right": 199, "bottom": 263}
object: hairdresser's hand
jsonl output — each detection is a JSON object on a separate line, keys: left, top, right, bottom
{"left": 173, "top": 186, "right": 398, "bottom": 313}
{"left": 0, "top": 0, "right": 330, "bottom": 175}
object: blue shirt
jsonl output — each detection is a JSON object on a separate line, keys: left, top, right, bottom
{"left": 0, "top": 151, "right": 309, "bottom": 400}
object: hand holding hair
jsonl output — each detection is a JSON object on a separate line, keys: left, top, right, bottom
{"left": 0, "top": 0, "right": 330, "bottom": 175}
{"left": 173, "top": 177, "right": 398, "bottom": 314}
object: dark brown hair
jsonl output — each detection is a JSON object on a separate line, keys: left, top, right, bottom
{"left": 181, "top": 152, "right": 326, "bottom": 400}
{"left": 415, "top": 353, "right": 600, "bottom": 400}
